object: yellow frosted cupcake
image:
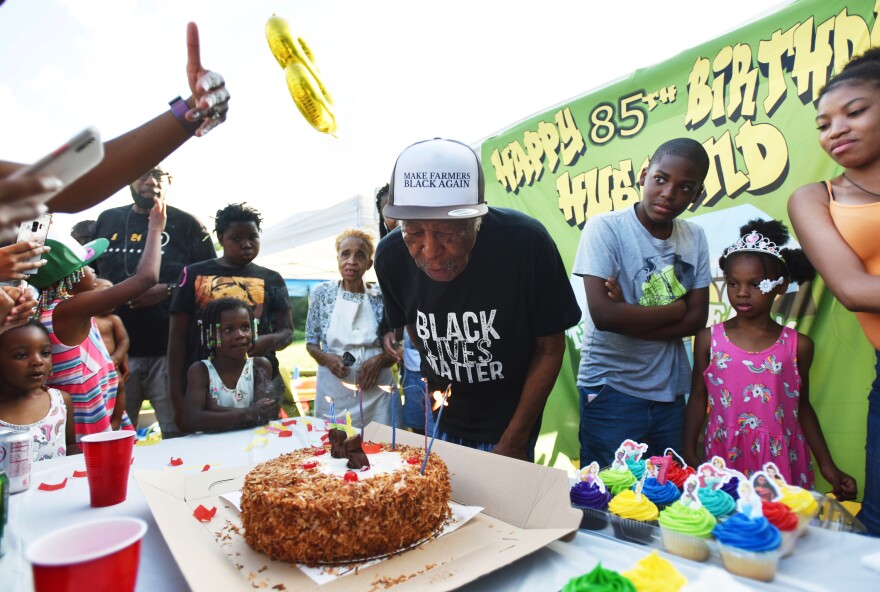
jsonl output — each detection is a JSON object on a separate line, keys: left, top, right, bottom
{"left": 622, "top": 550, "right": 688, "bottom": 592}
{"left": 779, "top": 485, "right": 819, "bottom": 537}
{"left": 609, "top": 490, "right": 659, "bottom": 544}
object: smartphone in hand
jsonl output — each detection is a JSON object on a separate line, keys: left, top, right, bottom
{"left": 16, "top": 213, "right": 52, "bottom": 275}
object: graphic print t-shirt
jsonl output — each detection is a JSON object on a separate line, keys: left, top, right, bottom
{"left": 375, "top": 208, "right": 581, "bottom": 443}
{"left": 573, "top": 205, "right": 711, "bottom": 401}
{"left": 170, "top": 260, "right": 290, "bottom": 376}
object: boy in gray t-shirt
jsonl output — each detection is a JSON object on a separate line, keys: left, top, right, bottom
{"left": 573, "top": 138, "right": 711, "bottom": 468}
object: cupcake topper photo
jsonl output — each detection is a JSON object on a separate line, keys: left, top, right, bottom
{"left": 697, "top": 462, "right": 724, "bottom": 490}
{"left": 736, "top": 479, "right": 765, "bottom": 518}
{"left": 679, "top": 475, "right": 702, "bottom": 510}
{"left": 611, "top": 445, "right": 628, "bottom": 472}
{"left": 578, "top": 461, "right": 606, "bottom": 494}
{"left": 620, "top": 439, "right": 649, "bottom": 461}
{"left": 649, "top": 455, "right": 672, "bottom": 485}
{"left": 762, "top": 461, "right": 788, "bottom": 488}
{"left": 664, "top": 447, "right": 688, "bottom": 469}
{"left": 751, "top": 470, "right": 782, "bottom": 503}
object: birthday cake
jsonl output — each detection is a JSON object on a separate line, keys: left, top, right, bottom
{"left": 241, "top": 432, "right": 452, "bottom": 565}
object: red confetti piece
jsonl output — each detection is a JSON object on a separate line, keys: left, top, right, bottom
{"left": 320, "top": 433, "right": 329, "bottom": 442}
{"left": 344, "top": 471, "right": 359, "bottom": 483}
{"left": 170, "top": 457, "right": 183, "bottom": 466}
{"left": 281, "top": 418, "right": 298, "bottom": 426}
{"left": 301, "top": 461, "right": 318, "bottom": 469}
{"left": 406, "top": 457, "right": 420, "bottom": 465}
{"left": 306, "top": 423, "right": 312, "bottom": 432}
{"left": 193, "top": 505, "right": 217, "bottom": 522}
{"left": 312, "top": 449, "right": 326, "bottom": 456}
{"left": 278, "top": 430, "right": 293, "bottom": 438}
{"left": 72, "top": 470, "right": 87, "bottom": 478}
{"left": 362, "top": 442, "right": 382, "bottom": 454}
{"left": 201, "top": 464, "right": 211, "bottom": 472}
{"left": 38, "top": 478, "right": 68, "bottom": 491}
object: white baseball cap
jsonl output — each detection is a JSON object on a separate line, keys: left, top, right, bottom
{"left": 384, "top": 138, "right": 487, "bottom": 220}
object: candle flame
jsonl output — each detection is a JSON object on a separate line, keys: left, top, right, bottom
{"left": 341, "top": 381, "right": 358, "bottom": 392}
{"left": 431, "top": 388, "right": 451, "bottom": 411}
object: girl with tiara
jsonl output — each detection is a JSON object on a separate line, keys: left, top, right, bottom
{"left": 683, "top": 218, "right": 856, "bottom": 496}
{"left": 181, "top": 297, "right": 277, "bottom": 432}
{"left": 30, "top": 197, "right": 165, "bottom": 441}
{"left": 788, "top": 47, "right": 880, "bottom": 533}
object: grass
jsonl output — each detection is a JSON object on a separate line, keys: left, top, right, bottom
{"left": 277, "top": 340, "right": 317, "bottom": 376}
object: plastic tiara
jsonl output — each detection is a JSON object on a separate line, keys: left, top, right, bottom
{"left": 723, "top": 230, "right": 785, "bottom": 261}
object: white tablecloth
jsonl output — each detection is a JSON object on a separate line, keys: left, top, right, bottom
{"left": 2, "top": 427, "right": 879, "bottom": 591}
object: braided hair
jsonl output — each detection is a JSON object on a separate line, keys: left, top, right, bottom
{"left": 718, "top": 218, "right": 815, "bottom": 285}
{"left": 197, "top": 297, "right": 258, "bottom": 360}
{"left": 36, "top": 268, "right": 86, "bottom": 314}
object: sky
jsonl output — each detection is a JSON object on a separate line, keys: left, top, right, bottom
{"left": 0, "top": 0, "right": 783, "bottom": 241}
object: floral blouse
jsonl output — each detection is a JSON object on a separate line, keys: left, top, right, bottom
{"left": 305, "top": 280, "right": 386, "bottom": 351}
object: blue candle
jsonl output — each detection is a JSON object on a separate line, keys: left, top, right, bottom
{"left": 420, "top": 388, "right": 449, "bottom": 475}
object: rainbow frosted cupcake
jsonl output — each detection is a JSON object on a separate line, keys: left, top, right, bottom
{"left": 658, "top": 501, "right": 717, "bottom": 561}
{"left": 609, "top": 490, "right": 659, "bottom": 544}
{"left": 562, "top": 562, "right": 635, "bottom": 592}
{"left": 713, "top": 513, "right": 782, "bottom": 581}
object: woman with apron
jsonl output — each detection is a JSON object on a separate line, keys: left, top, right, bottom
{"left": 306, "top": 229, "right": 396, "bottom": 428}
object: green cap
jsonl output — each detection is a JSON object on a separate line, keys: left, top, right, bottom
{"left": 30, "top": 233, "right": 108, "bottom": 289}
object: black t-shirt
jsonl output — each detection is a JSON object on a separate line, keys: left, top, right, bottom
{"left": 375, "top": 207, "right": 581, "bottom": 443}
{"left": 169, "top": 259, "right": 291, "bottom": 377}
{"left": 93, "top": 204, "right": 216, "bottom": 357}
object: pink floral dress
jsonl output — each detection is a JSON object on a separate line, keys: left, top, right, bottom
{"left": 703, "top": 323, "right": 814, "bottom": 488}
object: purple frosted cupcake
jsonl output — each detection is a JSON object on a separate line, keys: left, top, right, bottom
{"left": 722, "top": 475, "right": 741, "bottom": 500}
{"left": 570, "top": 481, "right": 612, "bottom": 530}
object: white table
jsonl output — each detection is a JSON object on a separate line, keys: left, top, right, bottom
{"left": 2, "top": 428, "right": 879, "bottom": 591}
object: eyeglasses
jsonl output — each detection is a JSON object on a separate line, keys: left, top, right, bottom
{"left": 138, "top": 170, "right": 172, "bottom": 182}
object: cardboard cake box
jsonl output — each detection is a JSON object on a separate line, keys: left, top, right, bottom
{"left": 134, "top": 423, "right": 582, "bottom": 591}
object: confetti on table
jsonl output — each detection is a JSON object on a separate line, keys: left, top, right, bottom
{"left": 245, "top": 436, "right": 269, "bottom": 452}
{"left": 281, "top": 418, "right": 298, "bottom": 426}
{"left": 38, "top": 478, "right": 68, "bottom": 491}
{"left": 254, "top": 427, "right": 269, "bottom": 435}
{"left": 170, "top": 457, "right": 184, "bottom": 466}
{"left": 278, "top": 430, "right": 293, "bottom": 438}
{"left": 193, "top": 505, "right": 217, "bottom": 522}
{"left": 201, "top": 464, "right": 211, "bottom": 472}
{"left": 72, "top": 470, "right": 88, "bottom": 478}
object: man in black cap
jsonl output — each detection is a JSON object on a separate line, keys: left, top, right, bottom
{"left": 92, "top": 165, "right": 216, "bottom": 437}
{"left": 375, "top": 138, "right": 581, "bottom": 461}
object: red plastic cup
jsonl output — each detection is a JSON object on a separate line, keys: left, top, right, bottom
{"left": 27, "top": 517, "right": 147, "bottom": 592}
{"left": 80, "top": 430, "right": 136, "bottom": 507}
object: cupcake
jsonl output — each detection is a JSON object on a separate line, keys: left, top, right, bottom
{"left": 697, "top": 487, "right": 737, "bottom": 518}
{"left": 666, "top": 462, "right": 696, "bottom": 490}
{"left": 570, "top": 481, "right": 612, "bottom": 530}
{"left": 609, "top": 490, "right": 659, "bottom": 544}
{"left": 637, "top": 477, "right": 680, "bottom": 510}
{"left": 621, "top": 550, "right": 688, "bottom": 591}
{"left": 779, "top": 486, "right": 819, "bottom": 537}
{"left": 562, "top": 562, "right": 636, "bottom": 592}
{"left": 599, "top": 467, "right": 638, "bottom": 495}
{"left": 658, "top": 501, "right": 717, "bottom": 561}
{"left": 761, "top": 501, "right": 798, "bottom": 557}
{"left": 626, "top": 457, "right": 647, "bottom": 480}
{"left": 721, "top": 475, "right": 740, "bottom": 500}
{"left": 712, "top": 513, "right": 782, "bottom": 581}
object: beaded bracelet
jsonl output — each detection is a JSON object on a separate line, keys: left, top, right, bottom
{"left": 169, "top": 96, "right": 200, "bottom": 136}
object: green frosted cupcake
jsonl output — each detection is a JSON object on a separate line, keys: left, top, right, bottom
{"left": 562, "top": 562, "right": 636, "bottom": 592}
{"left": 658, "top": 501, "right": 717, "bottom": 561}
{"left": 598, "top": 468, "right": 637, "bottom": 495}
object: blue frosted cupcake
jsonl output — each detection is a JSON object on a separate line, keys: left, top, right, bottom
{"left": 713, "top": 513, "right": 782, "bottom": 581}
{"left": 634, "top": 477, "right": 679, "bottom": 510}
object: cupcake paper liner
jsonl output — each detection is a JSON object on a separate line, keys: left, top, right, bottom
{"left": 659, "top": 528, "right": 712, "bottom": 562}
{"left": 717, "top": 542, "right": 781, "bottom": 582}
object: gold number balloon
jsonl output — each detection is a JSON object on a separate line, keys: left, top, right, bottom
{"left": 266, "top": 15, "right": 337, "bottom": 135}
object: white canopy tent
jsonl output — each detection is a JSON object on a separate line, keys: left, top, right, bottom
{"left": 256, "top": 193, "right": 380, "bottom": 282}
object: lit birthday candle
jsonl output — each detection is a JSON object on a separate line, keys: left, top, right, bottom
{"left": 325, "top": 395, "right": 336, "bottom": 427}
{"left": 421, "top": 377, "right": 429, "bottom": 451}
{"left": 379, "top": 382, "right": 399, "bottom": 450}
{"left": 420, "top": 386, "right": 451, "bottom": 475}
{"left": 341, "top": 380, "right": 365, "bottom": 436}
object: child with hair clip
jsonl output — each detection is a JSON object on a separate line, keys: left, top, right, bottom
{"left": 182, "top": 297, "right": 277, "bottom": 433}
{"left": 31, "top": 197, "right": 165, "bottom": 441}
{"left": 683, "top": 218, "right": 857, "bottom": 498}
{"left": 0, "top": 320, "right": 77, "bottom": 461}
